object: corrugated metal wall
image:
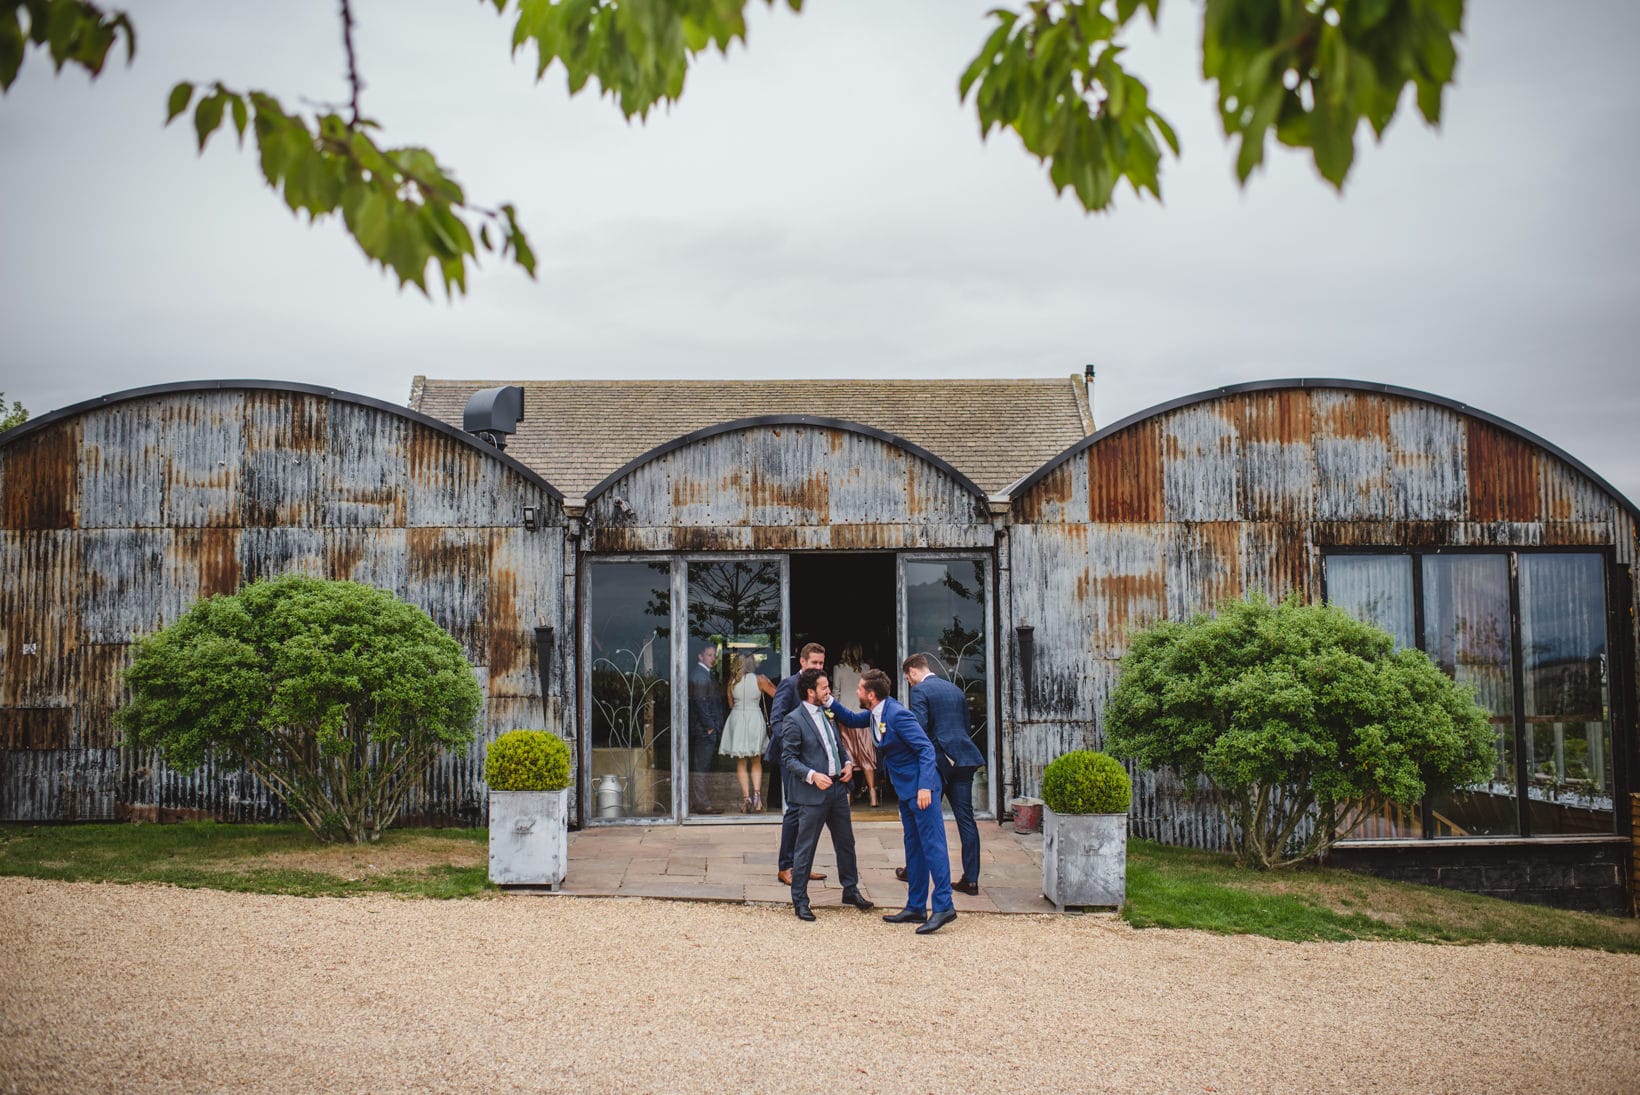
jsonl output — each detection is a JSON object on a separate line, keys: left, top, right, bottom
{"left": 1006, "top": 385, "right": 1639, "bottom": 850}
{"left": 0, "top": 387, "right": 569, "bottom": 824}
{"left": 586, "top": 423, "right": 993, "bottom": 552}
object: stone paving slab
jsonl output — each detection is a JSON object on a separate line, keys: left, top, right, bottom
{"left": 559, "top": 819, "right": 1057, "bottom": 914}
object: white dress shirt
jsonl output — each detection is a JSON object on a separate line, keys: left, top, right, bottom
{"left": 802, "top": 700, "right": 840, "bottom": 783}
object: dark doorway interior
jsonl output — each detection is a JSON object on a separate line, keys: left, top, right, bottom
{"left": 788, "top": 552, "right": 902, "bottom": 815}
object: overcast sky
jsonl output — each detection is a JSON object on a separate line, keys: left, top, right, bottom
{"left": 1, "top": 0, "right": 1636, "bottom": 502}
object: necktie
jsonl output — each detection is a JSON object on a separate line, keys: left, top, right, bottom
{"left": 813, "top": 707, "right": 838, "bottom": 776}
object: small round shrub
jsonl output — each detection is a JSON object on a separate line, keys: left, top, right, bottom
{"left": 485, "top": 730, "right": 571, "bottom": 792}
{"left": 1040, "top": 750, "right": 1131, "bottom": 815}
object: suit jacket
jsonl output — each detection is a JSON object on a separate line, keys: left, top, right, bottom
{"left": 909, "top": 674, "right": 984, "bottom": 769}
{"left": 687, "top": 661, "right": 727, "bottom": 738}
{"left": 763, "top": 672, "right": 803, "bottom": 764}
{"left": 780, "top": 702, "right": 854, "bottom": 806}
{"left": 833, "top": 697, "right": 939, "bottom": 797}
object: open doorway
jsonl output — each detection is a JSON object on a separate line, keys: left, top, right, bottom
{"left": 789, "top": 552, "right": 903, "bottom": 818}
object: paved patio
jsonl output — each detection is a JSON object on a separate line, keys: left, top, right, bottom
{"left": 556, "top": 817, "right": 1057, "bottom": 913}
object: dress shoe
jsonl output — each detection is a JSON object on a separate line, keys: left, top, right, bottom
{"left": 841, "top": 891, "right": 875, "bottom": 911}
{"left": 694, "top": 805, "right": 722, "bottom": 815}
{"left": 894, "top": 866, "right": 908, "bottom": 882}
{"left": 882, "top": 908, "right": 927, "bottom": 924}
{"left": 794, "top": 904, "right": 816, "bottom": 922}
{"left": 953, "top": 878, "right": 980, "bottom": 896}
{"left": 777, "top": 868, "right": 827, "bottom": 885}
{"left": 914, "top": 909, "right": 957, "bottom": 935}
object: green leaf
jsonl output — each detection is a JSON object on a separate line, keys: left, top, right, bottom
{"left": 166, "top": 81, "right": 193, "bottom": 124}
{"left": 193, "top": 92, "right": 226, "bottom": 153}
{"left": 230, "top": 94, "right": 248, "bottom": 144}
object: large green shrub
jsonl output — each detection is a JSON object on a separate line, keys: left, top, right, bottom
{"left": 117, "top": 575, "right": 483, "bottom": 844}
{"left": 1041, "top": 750, "right": 1131, "bottom": 814}
{"left": 486, "top": 730, "right": 571, "bottom": 792}
{"left": 1104, "top": 594, "right": 1494, "bottom": 870}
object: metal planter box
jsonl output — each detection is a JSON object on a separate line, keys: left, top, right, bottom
{"left": 488, "top": 789, "right": 568, "bottom": 890}
{"left": 1042, "top": 805, "right": 1127, "bottom": 910}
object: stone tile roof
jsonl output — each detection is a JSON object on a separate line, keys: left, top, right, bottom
{"left": 409, "top": 377, "right": 1093, "bottom": 499}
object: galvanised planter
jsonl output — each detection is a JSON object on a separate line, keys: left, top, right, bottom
{"left": 1042, "top": 805, "right": 1127, "bottom": 911}
{"left": 488, "top": 788, "right": 568, "bottom": 891}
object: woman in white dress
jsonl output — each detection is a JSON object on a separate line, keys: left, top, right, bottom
{"left": 721, "top": 652, "right": 776, "bottom": 812}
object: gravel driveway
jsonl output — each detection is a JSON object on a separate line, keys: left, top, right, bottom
{"left": 2, "top": 877, "right": 1636, "bottom": 1093}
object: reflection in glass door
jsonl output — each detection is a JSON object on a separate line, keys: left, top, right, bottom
{"left": 586, "top": 560, "right": 674, "bottom": 820}
{"left": 899, "top": 555, "right": 993, "bottom": 815}
{"left": 686, "top": 558, "right": 787, "bottom": 819}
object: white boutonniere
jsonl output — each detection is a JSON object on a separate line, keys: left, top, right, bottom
{"left": 822, "top": 707, "right": 836, "bottom": 723}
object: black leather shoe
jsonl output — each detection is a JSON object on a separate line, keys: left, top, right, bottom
{"left": 794, "top": 904, "right": 816, "bottom": 922}
{"left": 841, "top": 891, "right": 875, "bottom": 911}
{"left": 894, "top": 866, "right": 908, "bottom": 882}
{"left": 953, "top": 878, "right": 979, "bottom": 896}
{"left": 882, "top": 908, "right": 927, "bottom": 924}
{"left": 914, "top": 909, "right": 957, "bottom": 935}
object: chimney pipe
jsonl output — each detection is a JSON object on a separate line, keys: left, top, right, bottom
{"left": 1083, "top": 364, "right": 1096, "bottom": 431}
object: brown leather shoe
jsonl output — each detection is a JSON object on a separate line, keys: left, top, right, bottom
{"left": 776, "top": 868, "right": 828, "bottom": 885}
{"left": 953, "top": 878, "right": 980, "bottom": 896}
{"left": 894, "top": 866, "right": 908, "bottom": 882}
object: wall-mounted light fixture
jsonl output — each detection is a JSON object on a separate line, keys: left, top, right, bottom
{"left": 1015, "top": 623, "right": 1035, "bottom": 713}
{"left": 522, "top": 505, "right": 539, "bottom": 531}
{"left": 534, "top": 626, "right": 555, "bottom": 723}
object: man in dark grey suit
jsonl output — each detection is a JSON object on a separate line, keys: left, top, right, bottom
{"left": 766, "top": 643, "right": 828, "bottom": 886}
{"left": 687, "top": 643, "right": 726, "bottom": 815}
{"left": 904, "top": 653, "right": 986, "bottom": 893}
{"left": 780, "top": 668, "right": 875, "bottom": 921}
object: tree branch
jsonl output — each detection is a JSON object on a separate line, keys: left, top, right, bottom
{"left": 338, "top": 0, "right": 363, "bottom": 127}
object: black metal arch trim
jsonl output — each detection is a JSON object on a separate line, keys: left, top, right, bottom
{"left": 0, "top": 378, "right": 567, "bottom": 503}
{"left": 584, "top": 415, "right": 989, "bottom": 504}
{"left": 1004, "top": 378, "right": 1640, "bottom": 526}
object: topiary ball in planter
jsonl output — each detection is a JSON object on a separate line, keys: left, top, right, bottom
{"left": 1041, "top": 749, "right": 1132, "bottom": 815}
{"left": 487, "top": 730, "right": 572, "bottom": 890}
{"left": 486, "top": 729, "right": 571, "bottom": 791}
{"left": 1040, "top": 750, "right": 1130, "bottom": 911}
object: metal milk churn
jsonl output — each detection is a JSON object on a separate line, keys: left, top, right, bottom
{"left": 594, "top": 773, "right": 627, "bottom": 819}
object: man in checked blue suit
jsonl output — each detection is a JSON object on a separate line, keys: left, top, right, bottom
{"left": 832, "top": 668, "right": 956, "bottom": 934}
{"left": 904, "top": 653, "right": 985, "bottom": 895}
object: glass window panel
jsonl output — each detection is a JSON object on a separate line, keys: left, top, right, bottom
{"left": 1421, "top": 554, "right": 1518, "bottom": 837}
{"left": 903, "top": 559, "right": 990, "bottom": 810}
{"left": 687, "top": 560, "right": 783, "bottom": 817}
{"left": 1326, "top": 554, "right": 1415, "bottom": 649}
{"left": 587, "top": 561, "right": 673, "bottom": 819}
{"left": 1519, "top": 553, "right": 1613, "bottom": 833}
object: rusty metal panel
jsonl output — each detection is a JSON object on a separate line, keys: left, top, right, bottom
{"left": 1312, "top": 390, "right": 1392, "bottom": 521}
{"left": 1467, "top": 418, "right": 1541, "bottom": 522}
{"left": 1538, "top": 452, "right": 1614, "bottom": 524}
{"left": 1162, "top": 403, "right": 1239, "bottom": 522}
{"left": 487, "top": 525, "right": 565, "bottom": 699}
{"left": 1083, "top": 524, "right": 1167, "bottom": 658}
{"left": 1130, "top": 767, "right": 1230, "bottom": 852}
{"left": 1165, "top": 522, "right": 1244, "bottom": 619}
{"left": 1237, "top": 388, "right": 1315, "bottom": 522}
{"left": 241, "top": 389, "right": 327, "bottom": 527}
{"left": 1388, "top": 400, "right": 1466, "bottom": 521}
{"left": 79, "top": 529, "right": 167, "bottom": 643}
{"left": 74, "top": 643, "right": 129, "bottom": 750}
{"left": 589, "top": 424, "right": 990, "bottom": 551}
{"left": 1241, "top": 522, "right": 1315, "bottom": 602}
{"left": 238, "top": 526, "right": 329, "bottom": 581}
{"left": 322, "top": 401, "right": 409, "bottom": 527}
{"left": 0, "top": 709, "right": 71, "bottom": 749}
{"left": 405, "top": 426, "right": 531, "bottom": 528}
{"left": 407, "top": 527, "right": 491, "bottom": 666}
{"left": 0, "top": 748, "right": 118, "bottom": 821}
{"left": 1007, "top": 525, "right": 1093, "bottom": 719}
{"left": 1089, "top": 421, "right": 1162, "bottom": 524}
{"left": 1007, "top": 720, "right": 1096, "bottom": 804}
{"left": 160, "top": 390, "right": 243, "bottom": 527}
{"left": 80, "top": 404, "right": 166, "bottom": 528}
{"left": 1, "top": 530, "right": 80, "bottom": 707}
{"left": 165, "top": 528, "right": 241, "bottom": 614}
{"left": 1012, "top": 454, "right": 1081, "bottom": 525}
{"left": 0, "top": 417, "right": 81, "bottom": 529}
{"left": 325, "top": 528, "right": 408, "bottom": 591}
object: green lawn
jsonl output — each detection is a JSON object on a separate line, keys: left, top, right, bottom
{"left": 0, "top": 822, "right": 490, "bottom": 899}
{"left": 2, "top": 823, "right": 1635, "bottom": 953}
{"left": 1125, "top": 839, "right": 1640, "bottom": 953}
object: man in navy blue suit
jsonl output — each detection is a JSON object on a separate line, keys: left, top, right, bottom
{"left": 766, "top": 643, "right": 828, "bottom": 887}
{"left": 904, "top": 653, "right": 985, "bottom": 894}
{"left": 832, "top": 668, "right": 955, "bottom": 933}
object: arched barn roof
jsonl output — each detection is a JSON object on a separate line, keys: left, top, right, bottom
{"left": 0, "top": 379, "right": 566, "bottom": 502}
{"left": 1006, "top": 378, "right": 1640, "bottom": 526}
{"left": 585, "top": 415, "right": 989, "bottom": 504}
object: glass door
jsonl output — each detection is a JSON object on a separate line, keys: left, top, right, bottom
{"left": 683, "top": 557, "right": 788, "bottom": 820}
{"left": 898, "top": 554, "right": 995, "bottom": 816}
{"left": 585, "top": 559, "right": 675, "bottom": 821}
